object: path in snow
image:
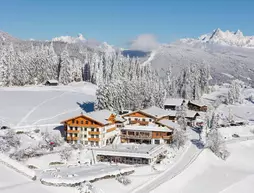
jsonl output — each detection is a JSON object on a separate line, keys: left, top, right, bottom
{"left": 32, "top": 107, "right": 80, "bottom": 125}
{"left": 16, "top": 92, "right": 66, "bottom": 127}
{"left": 130, "top": 128, "right": 202, "bottom": 193}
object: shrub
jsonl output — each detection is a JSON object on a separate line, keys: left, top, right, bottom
{"left": 27, "top": 165, "right": 38, "bottom": 169}
{"left": 49, "top": 162, "right": 64, "bottom": 166}
{"left": 16, "top": 131, "right": 24, "bottom": 134}
{"left": 34, "top": 129, "right": 40, "bottom": 133}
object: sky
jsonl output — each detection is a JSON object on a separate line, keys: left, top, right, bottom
{"left": 0, "top": 0, "right": 253, "bottom": 48}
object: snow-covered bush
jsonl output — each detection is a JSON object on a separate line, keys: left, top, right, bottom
{"left": 60, "top": 148, "right": 72, "bottom": 163}
{"left": 40, "top": 130, "right": 64, "bottom": 148}
{"left": 10, "top": 146, "right": 41, "bottom": 161}
{"left": 0, "top": 130, "right": 21, "bottom": 153}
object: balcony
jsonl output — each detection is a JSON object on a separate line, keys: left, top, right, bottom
{"left": 121, "top": 134, "right": 152, "bottom": 140}
{"left": 67, "top": 136, "right": 79, "bottom": 141}
{"left": 129, "top": 120, "right": 149, "bottom": 126}
{"left": 88, "top": 138, "right": 100, "bottom": 142}
{"left": 67, "top": 130, "right": 80, "bottom": 133}
{"left": 162, "top": 135, "right": 172, "bottom": 140}
{"left": 88, "top": 131, "right": 100, "bottom": 135}
{"left": 106, "top": 127, "right": 116, "bottom": 133}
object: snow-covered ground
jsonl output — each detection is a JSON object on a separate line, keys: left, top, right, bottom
{"left": 151, "top": 140, "right": 254, "bottom": 193}
{"left": 0, "top": 82, "right": 97, "bottom": 128}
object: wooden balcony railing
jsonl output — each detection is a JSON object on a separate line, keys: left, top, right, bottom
{"left": 107, "top": 127, "right": 116, "bottom": 133}
{"left": 88, "top": 131, "right": 100, "bottom": 135}
{"left": 129, "top": 120, "right": 149, "bottom": 126}
{"left": 67, "top": 136, "right": 79, "bottom": 141}
{"left": 162, "top": 135, "right": 172, "bottom": 140}
{"left": 67, "top": 130, "right": 80, "bottom": 133}
{"left": 121, "top": 134, "right": 152, "bottom": 139}
{"left": 88, "top": 138, "right": 100, "bottom": 142}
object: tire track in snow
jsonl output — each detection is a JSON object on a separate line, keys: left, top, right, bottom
{"left": 32, "top": 107, "right": 80, "bottom": 125}
{"left": 16, "top": 92, "right": 67, "bottom": 127}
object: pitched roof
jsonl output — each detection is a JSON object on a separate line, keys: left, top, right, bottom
{"left": 188, "top": 100, "right": 206, "bottom": 107}
{"left": 186, "top": 110, "right": 200, "bottom": 118}
{"left": 45, "top": 79, "right": 58, "bottom": 84}
{"left": 141, "top": 106, "right": 170, "bottom": 118}
{"left": 115, "top": 115, "right": 126, "bottom": 123}
{"left": 164, "top": 98, "right": 187, "bottom": 106}
{"left": 61, "top": 109, "right": 115, "bottom": 125}
{"left": 86, "top": 109, "right": 115, "bottom": 125}
{"left": 157, "top": 119, "right": 180, "bottom": 129}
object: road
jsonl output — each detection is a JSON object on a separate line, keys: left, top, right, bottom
{"left": 130, "top": 128, "right": 203, "bottom": 193}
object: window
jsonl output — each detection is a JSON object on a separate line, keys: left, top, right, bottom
{"left": 142, "top": 118, "right": 145, "bottom": 122}
{"left": 135, "top": 118, "right": 138, "bottom": 121}
{"left": 76, "top": 120, "right": 79, "bottom": 124}
{"left": 155, "top": 140, "right": 160, "bottom": 144}
{"left": 96, "top": 135, "right": 99, "bottom": 138}
{"left": 91, "top": 128, "right": 94, "bottom": 132}
{"left": 96, "top": 128, "right": 99, "bottom": 132}
{"left": 72, "top": 120, "right": 75, "bottom": 124}
{"left": 75, "top": 127, "right": 78, "bottom": 130}
{"left": 95, "top": 142, "right": 99, "bottom": 146}
{"left": 91, "top": 135, "right": 94, "bottom": 138}
{"left": 70, "top": 126, "right": 73, "bottom": 130}
{"left": 86, "top": 121, "right": 89, "bottom": 124}
{"left": 84, "top": 134, "right": 87, "bottom": 138}
{"left": 81, "top": 120, "right": 84, "bottom": 124}
{"left": 149, "top": 119, "right": 152, "bottom": 122}
{"left": 84, "top": 128, "right": 87, "bottom": 131}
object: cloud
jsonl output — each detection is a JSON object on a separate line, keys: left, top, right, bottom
{"left": 130, "top": 34, "right": 160, "bottom": 51}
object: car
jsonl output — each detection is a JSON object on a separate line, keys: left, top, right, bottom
{"left": 232, "top": 134, "right": 240, "bottom": 138}
{"left": 0, "top": 126, "right": 10, "bottom": 130}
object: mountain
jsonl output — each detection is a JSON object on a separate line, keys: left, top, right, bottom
{"left": 0, "top": 31, "right": 20, "bottom": 44}
{"left": 141, "top": 29, "right": 254, "bottom": 85}
{"left": 52, "top": 33, "right": 86, "bottom": 44}
{"left": 180, "top": 29, "right": 254, "bottom": 48}
{"left": 1, "top": 29, "right": 254, "bottom": 85}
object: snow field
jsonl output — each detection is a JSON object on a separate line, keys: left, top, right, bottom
{"left": 0, "top": 83, "right": 97, "bottom": 127}
{"left": 0, "top": 153, "right": 36, "bottom": 180}
{"left": 152, "top": 140, "right": 254, "bottom": 193}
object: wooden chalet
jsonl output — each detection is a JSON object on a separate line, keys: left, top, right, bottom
{"left": 44, "top": 79, "right": 58, "bottom": 86}
{"left": 188, "top": 100, "right": 208, "bottom": 112}
{"left": 61, "top": 110, "right": 118, "bottom": 147}
{"left": 164, "top": 98, "right": 188, "bottom": 111}
{"left": 121, "top": 106, "right": 179, "bottom": 145}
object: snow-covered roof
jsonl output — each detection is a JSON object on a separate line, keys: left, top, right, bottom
{"left": 123, "top": 125, "right": 173, "bottom": 132}
{"left": 141, "top": 106, "right": 170, "bottom": 118}
{"left": 157, "top": 119, "right": 179, "bottom": 129}
{"left": 85, "top": 109, "right": 115, "bottom": 125}
{"left": 186, "top": 110, "right": 200, "bottom": 118}
{"left": 165, "top": 109, "right": 177, "bottom": 117}
{"left": 45, "top": 79, "right": 58, "bottom": 84}
{"left": 115, "top": 115, "right": 126, "bottom": 123}
{"left": 164, "top": 98, "right": 187, "bottom": 106}
{"left": 188, "top": 100, "right": 206, "bottom": 107}
{"left": 94, "top": 144, "right": 167, "bottom": 159}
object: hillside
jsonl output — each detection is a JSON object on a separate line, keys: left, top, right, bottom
{"left": 141, "top": 29, "right": 254, "bottom": 85}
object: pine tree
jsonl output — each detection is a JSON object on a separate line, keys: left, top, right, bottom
{"left": 59, "top": 46, "right": 72, "bottom": 85}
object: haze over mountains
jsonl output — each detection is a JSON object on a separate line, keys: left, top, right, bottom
{"left": 1, "top": 29, "right": 254, "bottom": 85}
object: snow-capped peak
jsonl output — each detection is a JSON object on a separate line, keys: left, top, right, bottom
{"left": 180, "top": 29, "right": 254, "bottom": 48}
{"left": 52, "top": 33, "right": 86, "bottom": 44}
